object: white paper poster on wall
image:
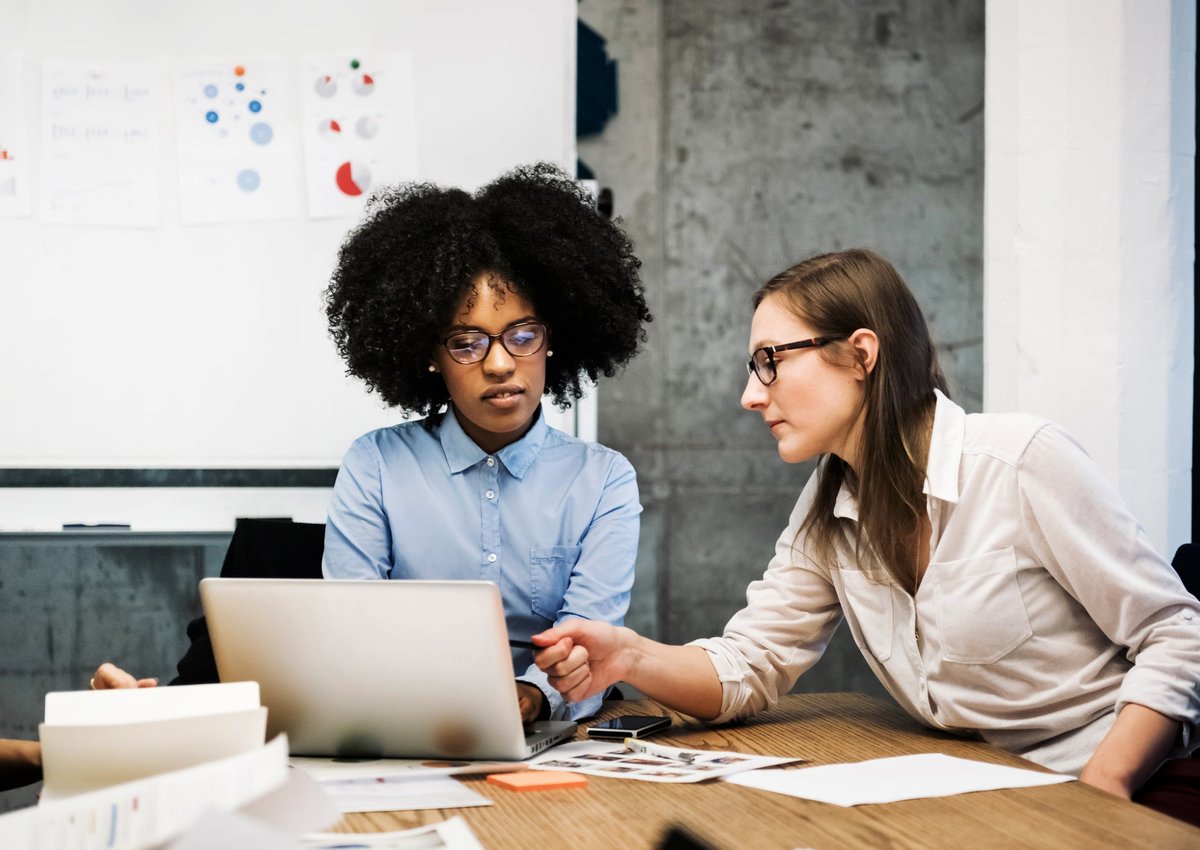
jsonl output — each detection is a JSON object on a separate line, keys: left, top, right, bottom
{"left": 301, "top": 52, "right": 418, "bottom": 218}
{"left": 175, "top": 59, "right": 301, "bottom": 224}
{"left": 0, "top": 52, "right": 31, "bottom": 218}
{"left": 39, "top": 59, "right": 159, "bottom": 227}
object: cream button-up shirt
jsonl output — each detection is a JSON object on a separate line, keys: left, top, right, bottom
{"left": 692, "top": 391, "right": 1200, "bottom": 774}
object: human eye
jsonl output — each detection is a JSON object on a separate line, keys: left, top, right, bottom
{"left": 504, "top": 324, "right": 543, "bottom": 353}
{"left": 446, "top": 333, "right": 488, "bottom": 360}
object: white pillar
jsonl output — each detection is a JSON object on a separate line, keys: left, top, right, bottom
{"left": 984, "top": 0, "right": 1196, "bottom": 555}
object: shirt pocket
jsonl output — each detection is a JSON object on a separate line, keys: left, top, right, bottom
{"left": 932, "top": 547, "right": 1032, "bottom": 664}
{"left": 838, "top": 569, "right": 894, "bottom": 663}
{"left": 530, "top": 545, "right": 582, "bottom": 621}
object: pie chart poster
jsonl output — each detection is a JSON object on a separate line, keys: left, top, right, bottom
{"left": 302, "top": 52, "right": 417, "bottom": 219}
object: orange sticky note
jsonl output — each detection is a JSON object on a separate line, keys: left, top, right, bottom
{"left": 486, "top": 770, "right": 588, "bottom": 791}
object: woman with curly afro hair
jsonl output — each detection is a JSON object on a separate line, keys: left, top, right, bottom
{"left": 322, "top": 163, "right": 652, "bottom": 723}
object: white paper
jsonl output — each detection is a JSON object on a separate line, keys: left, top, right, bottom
{"left": 0, "top": 51, "right": 32, "bottom": 217}
{"left": 290, "top": 755, "right": 525, "bottom": 781}
{"left": 175, "top": 58, "right": 302, "bottom": 223}
{"left": 167, "top": 810, "right": 302, "bottom": 850}
{"left": 528, "top": 739, "right": 800, "bottom": 783}
{"left": 40, "top": 682, "right": 266, "bottom": 796}
{"left": 724, "top": 753, "right": 1074, "bottom": 806}
{"left": 240, "top": 767, "right": 342, "bottom": 835}
{"left": 317, "top": 775, "right": 493, "bottom": 814}
{"left": 40, "top": 58, "right": 159, "bottom": 227}
{"left": 301, "top": 52, "right": 418, "bottom": 218}
{"left": 45, "top": 681, "right": 260, "bottom": 724}
{"left": 302, "top": 815, "right": 486, "bottom": 850}
{"left": 0, "top": 734, "right": 290, "bottom": 850}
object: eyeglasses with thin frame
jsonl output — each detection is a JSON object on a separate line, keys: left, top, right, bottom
{"left": 441, "top": 321, "right": 549, "bottom": 365}
{"left": 747, "top": 336, "right": 844, "bottom": 386}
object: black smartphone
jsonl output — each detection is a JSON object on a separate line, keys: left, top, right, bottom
{"left": 585, "top": 715, "right": 671, "bottom": 739}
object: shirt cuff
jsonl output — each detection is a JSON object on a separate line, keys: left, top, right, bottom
{"left": 516, "top": 666, "right": 566, "bottom": 721}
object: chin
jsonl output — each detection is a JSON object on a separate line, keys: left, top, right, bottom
{"left": 776, "top": 440, "right": 817, "bottom": 465}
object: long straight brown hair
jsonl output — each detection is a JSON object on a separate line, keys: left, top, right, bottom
{"left": 754, "top": 249, "right": 948, "bottom": 592}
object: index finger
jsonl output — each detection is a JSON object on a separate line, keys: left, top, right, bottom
{"left": 532, "top": 636, "right": 574, "bottom": 669}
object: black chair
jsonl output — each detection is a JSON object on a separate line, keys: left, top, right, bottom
{"left": 171, "top": 518, "right": 325, "bottom": 685}
{"left": 1171, "top": 543, "right": 1200, "bottom": 600}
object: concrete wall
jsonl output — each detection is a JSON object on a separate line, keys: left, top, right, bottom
{"left": 0, "top": 535, "right": 228, "bottom": 810}
{"left": 584, "top": 0, "right": 985, "bottom": 679}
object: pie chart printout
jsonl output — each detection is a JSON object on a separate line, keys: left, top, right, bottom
{"left": 335, "top": 161, "right": 370, "bottom": 196}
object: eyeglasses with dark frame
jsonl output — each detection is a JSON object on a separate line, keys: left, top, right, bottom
{"left": 440, "top": 320, "right": 549, "bottom": 365}
{"left": 746, "top": 336, "right": 844, "bottom": 386}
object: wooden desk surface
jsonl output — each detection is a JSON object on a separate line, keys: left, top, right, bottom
{"left": 332, "top": 694, "right": 1199, "bottom": 849}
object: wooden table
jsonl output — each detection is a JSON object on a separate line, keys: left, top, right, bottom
{"left": 331, "top": 694, "right": 1200, "bottom": 849}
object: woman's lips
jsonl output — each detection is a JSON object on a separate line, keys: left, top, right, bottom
{"left": 482, "top": 386, "right": 525, "bottom": 408}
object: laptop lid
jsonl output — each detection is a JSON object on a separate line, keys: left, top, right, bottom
{"left": 200, "top": 578, "right": 575, "bottom": 760}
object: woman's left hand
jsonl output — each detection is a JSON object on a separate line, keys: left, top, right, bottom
{"left": 515, "top": 682, "right": 545, "bottom": 722}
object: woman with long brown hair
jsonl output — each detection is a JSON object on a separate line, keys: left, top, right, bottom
{"left": 533, "top": 248, "right": 1200, "bottom": 824}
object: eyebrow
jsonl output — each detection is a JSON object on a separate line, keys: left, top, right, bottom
{"left": 443, "top": 315, "right": 540, "bottom": 335}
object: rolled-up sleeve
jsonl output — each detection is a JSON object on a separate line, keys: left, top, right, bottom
{"left": 1018, "top": 425, "right": 1200, "bottom": 752}
{"left": 690, "top": 475, "right": 844, "bottom": 724}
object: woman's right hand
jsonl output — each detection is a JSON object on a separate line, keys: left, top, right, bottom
{"left": 532, "top": 621, "right": 633, "bottom": 703}
{"left": 90, "top": 662, "right": 158, "bottom": 690}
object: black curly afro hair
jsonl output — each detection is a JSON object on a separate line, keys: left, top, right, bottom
{"left": 325, "top": 162, "right": 651, "bottom": 420}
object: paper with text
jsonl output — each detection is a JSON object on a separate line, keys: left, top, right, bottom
{"left": 40, "top": 59, "right": 159, "bottom": 227}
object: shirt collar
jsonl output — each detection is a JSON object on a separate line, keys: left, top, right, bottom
{"left": 923, "top": 388, "right": 964, "bottom": 504}
{"left": 437, "top": 405, "right": 548, "bottom": 479}
{"left": 831, "top": 388, "right": 964, "bottom": 522}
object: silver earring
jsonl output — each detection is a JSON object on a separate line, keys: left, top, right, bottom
{"left": 428, "top": 364, "right": 437, "bottom": 372}
{"left": 547, "top": 350, "right": 554, "bottom": 357}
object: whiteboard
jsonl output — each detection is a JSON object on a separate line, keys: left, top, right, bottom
{"left": 0, "top": 0, "right": 580, "bottom": 529}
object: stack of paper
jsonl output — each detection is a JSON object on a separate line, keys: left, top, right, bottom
{"left": 39, "top": 681, "right": 267, "bottom": 798}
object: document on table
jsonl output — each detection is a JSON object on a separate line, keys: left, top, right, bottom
{"left": 290, "top": 756, "right": 524, "bottom": 781}
{"left": 724, "top": 753, "right": 1073, "bottom": 806}
{"left": 528, "top": 739, "right": 800, "bottom": 783}
{"left": 316, "top": 775, "right": 493, "bottom": 814}
{"left": 302, "top": 815, "right": 486, "bottom": 849}
{"left": 0, "top": 735, "right": 293, "bottom": 850}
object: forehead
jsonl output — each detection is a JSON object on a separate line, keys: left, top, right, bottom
{"left": 450, "top": 276, "right": 537, "bottom": 331}
{"left": 748, "top": 294, "right": 816, "bottom": 350}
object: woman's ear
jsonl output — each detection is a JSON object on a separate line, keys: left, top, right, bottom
{"left": 848, "top": 328, "right": 879, "bottom": 379}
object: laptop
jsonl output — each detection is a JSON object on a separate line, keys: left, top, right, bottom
{"left": 200, "top": 577, "right": 577, "bottom": 760}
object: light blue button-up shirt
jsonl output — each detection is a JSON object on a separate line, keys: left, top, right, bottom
{"left": 322, "top": 407, "right": 641, "bottom": 720}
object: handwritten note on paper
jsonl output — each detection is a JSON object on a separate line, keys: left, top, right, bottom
{"left": 0, "top": 52, "right": 32, "bottom": 218}
{"left": 301, "top": 53, "right": 419, "bottom": 219}
{"left": 39, "top": 59, "right": 159, "bottom": 227}
{"left": 175, "top": 59, "right": 301, "bottom": 224}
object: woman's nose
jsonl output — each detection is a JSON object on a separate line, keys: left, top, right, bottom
{"left": 741, "top": 372, "right": 767, "bottom": 410}
{"left": 482, "top": 339, "right": 516, "bottom": 375}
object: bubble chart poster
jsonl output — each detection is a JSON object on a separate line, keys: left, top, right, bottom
{"left": 301, "top": 53, "right": 418, "bottom": 219}
{"left": 175, "top": 59, "right": 301, "bottom": 224}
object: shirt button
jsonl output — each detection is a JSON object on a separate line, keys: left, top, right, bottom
{"left": 485, "top": 489, "right": 495, "bottom": 500}
{"left": 487, "top": 553, "right": 497, "bottom": 563}
{"left": 486, "top": 457, "right": 495, "bottom": 467}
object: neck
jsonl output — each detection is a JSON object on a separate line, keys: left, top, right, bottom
{"left": 452, "top": 405, "right": 539, "bottom": 454}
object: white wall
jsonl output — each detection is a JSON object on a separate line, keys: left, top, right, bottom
{"left": 985, "top": 0, "right": 1196, "bottom": 555}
